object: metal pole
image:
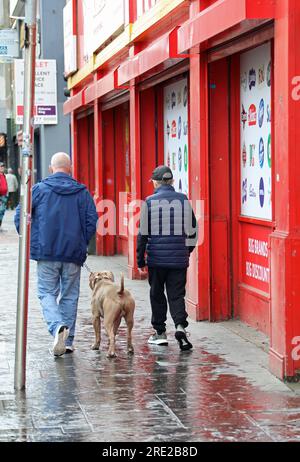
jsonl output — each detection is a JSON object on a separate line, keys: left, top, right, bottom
{"left": 14, "top": 0, "right": 37, "bottom": 391}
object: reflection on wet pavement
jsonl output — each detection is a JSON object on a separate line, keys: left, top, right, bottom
{"left": 1, "top": 319, "right": 300, "bottom": 442}
{"left": 0, "top": 211, "right": 300, "bottom": 442}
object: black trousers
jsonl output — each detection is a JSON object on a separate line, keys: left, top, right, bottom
{"left": 148, "top": 267, "right": 188, "bottom": 335}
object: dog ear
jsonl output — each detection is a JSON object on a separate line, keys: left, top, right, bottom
{"left": 101, "top": 271, "right": 114, "bottom": 281}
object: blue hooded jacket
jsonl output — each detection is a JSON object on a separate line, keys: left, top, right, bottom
{"left": 15, "top": 173, "right": 98, "bottom": 266}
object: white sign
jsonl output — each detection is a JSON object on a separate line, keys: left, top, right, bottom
{"left": 164, "top": 78, "right": 189, "bottom": 195}
{"left": 93, "top": 0, "right": 125, "bottom": 52}
{"left": 14, "top": 59, "right": 58, "bottom": 125}
{"left": 81, "top": 0, "right": 94, "bottom": 63}
{"left": 0, "top": 29, "right": 19, "bottom": 63}
{"left": 9, "top": 0, "right": 25, "bottom": 18}
{"left": 63, "top": 0, "right": 77, "bottom": 76}
{"left": 240, "top": 43, "right": 272, "bottom": 220}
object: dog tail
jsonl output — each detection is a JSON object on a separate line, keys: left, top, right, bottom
{"left": 118, "top": 273, "right": 125, "bottom": 295}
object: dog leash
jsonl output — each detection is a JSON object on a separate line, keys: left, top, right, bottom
{"left": 83, "top": 262, "right": 93, "bottom": 273}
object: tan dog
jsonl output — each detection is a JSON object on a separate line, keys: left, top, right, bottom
{"left": 89, "top": 271, "right": 135, "bottom": 358}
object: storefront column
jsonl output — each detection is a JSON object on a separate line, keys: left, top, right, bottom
{"left": 186, "top": 1, "right": 210, "bottom": 321}
{"left": 94, "top": 96, "right": 104, "bottom": 255}
{"left": 128, "top": 80, "right": 142, "bottom": 279}
{"left": 269, "top": 0, "right": 300, "bottom": 379}
{"left": 71, "top": 110, "right": 78, "bottom": 180}
{"left": 187, "top": 50, "right": 210, "bottom": 321}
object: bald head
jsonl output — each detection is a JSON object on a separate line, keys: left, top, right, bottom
{"left": 50, "top": 152, "right": 72, "bottom": 174}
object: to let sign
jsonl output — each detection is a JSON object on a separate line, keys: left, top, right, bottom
{"left": 14, "top": 59, "right": 58, "bottom": 125}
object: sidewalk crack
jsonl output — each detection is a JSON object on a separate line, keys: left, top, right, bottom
{"left": 155, "top": 395, "right": 187, "bottom": 429}
{"left": 76, "top": 400, "right": 94, "bottom": 432}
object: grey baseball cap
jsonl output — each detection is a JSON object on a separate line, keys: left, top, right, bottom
{"left": 150, "top": 165, "right": 173, "bottom": 181}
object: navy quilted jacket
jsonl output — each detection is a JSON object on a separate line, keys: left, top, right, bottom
{"left": 137, "top": 184, "right": 197, "bottom": 269}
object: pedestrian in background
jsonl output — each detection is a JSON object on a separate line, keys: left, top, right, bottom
{"left": 6, "top": 168, "right": 19, "bottom": 210}
{"left": 0, "top": 162, "right": 8, "bottom": 230}
{"left": 15, "top": 152, "right": 98, "bottom": 356}
{"left": 137, "top": 165, "right": 198, "bottom": 351}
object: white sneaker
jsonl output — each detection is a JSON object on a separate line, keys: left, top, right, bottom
{"left": 53, "top": 325, "right": 69, "bottom": 356}
{"left": 148, "top": 332, "right": 168, "bottom": 346}
{"left": 65, "top": 346, "right": 74, "bottom": 354}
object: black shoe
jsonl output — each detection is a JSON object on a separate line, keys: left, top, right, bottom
{"left": 65, "top": 346, "right": 74, "bottom": 354}
{"left": 175, "top": 330, "right": 193, "bottom": 351}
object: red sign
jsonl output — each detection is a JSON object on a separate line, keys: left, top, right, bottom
{"left": 171, "top": 120, "right": 177, "bottom": 138}
{"left": 241, "top": 222, "right": 271, "bottom": 293}
{"left": 248, "top": 104, "right": 257, "bottom": 126}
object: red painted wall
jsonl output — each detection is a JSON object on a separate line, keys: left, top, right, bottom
{"left": 101, "top": 104, "right": 130, "bottom": 256}
{"left": 102, "top": 109, "right": 116, "bottom": 256}
{"left": 209, "top": 58, "right": 231, "bottom": 321}
{"left": 77, "top": 114, "right": 95, "bottom": 193}
{"left": 115, "top": 104, "right": 130, "bottom": 256}
{"left": 140, "top": 87, "right": 164, "bottom": 199}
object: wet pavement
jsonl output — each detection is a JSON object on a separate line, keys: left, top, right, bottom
{"left": 0, "top": 210, "right": 300, "bottom": 442}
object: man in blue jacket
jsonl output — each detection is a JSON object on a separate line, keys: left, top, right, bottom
{"left": 137, "top": 165, "right": 197, "bottom": 351}
{"left": 15, "top": 152, "right": 98, "bottom": 356}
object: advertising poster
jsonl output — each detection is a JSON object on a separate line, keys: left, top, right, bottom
{"left": 240, "top": 43, "right": 272, "bottom": 220}
{"left": 14, "top": 59, "right": 58, "bottom": 125}
{"left": 164, "top": 78, "right": 189, "bottom": 195}
{"left": 241, "top": 223, "right": 270, "bottom": 293}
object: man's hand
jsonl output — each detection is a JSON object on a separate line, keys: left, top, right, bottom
{"left": 138, "top": 266, "right": 148, "bottom": 277}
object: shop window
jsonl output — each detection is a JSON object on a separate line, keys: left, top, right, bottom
{"left": 164, "top": 78, "right": 189, "bottom": 195}
{"left": 240, "top": 43, "right": 272, "bottom": 221}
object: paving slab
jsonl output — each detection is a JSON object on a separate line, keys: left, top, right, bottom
{"left": 0, "top": 210, "right": 300, "bottom": 442}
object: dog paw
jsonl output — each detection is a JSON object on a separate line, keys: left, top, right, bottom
{"left": 91, "top": 343, "right": 100, "bottom": 350}
{"left": 107, "top": 352, "right": 117, "bottom": 359}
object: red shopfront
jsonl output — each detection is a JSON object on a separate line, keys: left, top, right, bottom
{"left": 76, "top": 109, "right": 95, "bottom": 195}
{"left": 178, "top": 0, "right": 300, "bottom": 380}
{"left": 208, "top": 36, "right": 274, "bottom": 335}
{"left": 69, "top": 86, "right": 132, "bottom": 257}
{"left": 139, "top": 35, "right": 274, "bottom": 336}
{"left": 65, "top": 0, "right": 300, "bottom": 380}
{"left": 102, "top": 100, "right": 131, "bottom": 256}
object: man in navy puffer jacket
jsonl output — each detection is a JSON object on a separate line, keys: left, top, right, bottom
{"left": 137, "top": 166, "right": 197, "bottom": 351}
{"left": 15, "top": 153, "right": 98, "bottom": 356}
